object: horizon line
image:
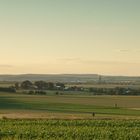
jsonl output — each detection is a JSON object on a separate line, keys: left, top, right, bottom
{"left": 0, "top": 73, "right": 140, "bottom": 77}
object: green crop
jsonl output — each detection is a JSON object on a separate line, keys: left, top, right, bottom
{"left": 0, "top": 119, "right": 139, "bottom": 140}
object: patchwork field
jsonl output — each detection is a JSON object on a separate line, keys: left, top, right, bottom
{"left": 0, "top": 93, "right": 140, "bottom": 119}
{"left": 0, "top": 92, "right": 140, "bottom": 139}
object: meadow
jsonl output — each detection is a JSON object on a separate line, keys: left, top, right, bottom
{"left": 0, "top": 93, "right": 140, "bottom": 119}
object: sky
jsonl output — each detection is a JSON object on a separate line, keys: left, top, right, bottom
{"left": 0, "top": 0, "right": 140, "bottom": 76}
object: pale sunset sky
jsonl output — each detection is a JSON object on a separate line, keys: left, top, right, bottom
{"left": 0, "top": 0, "right": 140, "bottom": 76}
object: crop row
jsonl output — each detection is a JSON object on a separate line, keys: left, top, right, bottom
{"left": 0, "top": 119, "right": 140, "bottom": 140}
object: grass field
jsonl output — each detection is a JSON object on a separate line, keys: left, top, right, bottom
{"left": 0, "top": 92, "right": 140, "bottom": 119}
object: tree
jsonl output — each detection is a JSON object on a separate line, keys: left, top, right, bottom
{"left": 21, "top": 80, "right": 33, "bottom": 89}
{"left": 34, "top": 81, "right": 48, "bottom": 90}
{"left": 15, "top": 82, "right": 20, "bottom": 90}
{"left": 47, "top": 82, "right": 54, "bottom": 90}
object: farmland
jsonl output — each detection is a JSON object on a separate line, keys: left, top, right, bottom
{"left": 1, "top": 0, "right": 140, "bottom": 138}
{"left": 0, "top": 81, "right": 140, "bottom": 139}
{"left": 0, "top": 92, "right": 140, "bottom": 140}
{"left": 0, "top": 119, "right": 140, "bottom": 140}
{"left": 0, "top": 93, "right": 140, "bottom": 119}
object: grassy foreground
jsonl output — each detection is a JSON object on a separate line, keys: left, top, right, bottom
{"left": 0, "top": 119, "right": 140, "bottom": 140}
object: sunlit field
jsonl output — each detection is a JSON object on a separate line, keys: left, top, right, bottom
{"left": 0, "top": 119, "right": 140, "bottom": 140}
{"left": 0, "top": 93, "right": 140, "bottom": 119}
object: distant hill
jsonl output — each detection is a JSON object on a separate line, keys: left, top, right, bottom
{"left": 0, "top": 74, "right": 98, "bottom": 82}
{"left": 0, "top": 74, "right": 140, "bottom": 83}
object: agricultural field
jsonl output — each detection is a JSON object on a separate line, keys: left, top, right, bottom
{"left": 0, "top": 92, "right": 140, "bottom": 139}
{"left": 0, "top": 93, "right": 140, "bottom": 119}
{"left": 67, "top": 83, "right": 140, "bottom": 89}
{"left": 0, "top": 82, "right": 15, "bottom": 87}
{"left": 0, "top": 119, "right": 140, "bottom": 140}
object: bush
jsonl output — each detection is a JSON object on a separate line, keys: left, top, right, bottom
{"left": 0, "top": 87, "right": 16, "bottom": 93}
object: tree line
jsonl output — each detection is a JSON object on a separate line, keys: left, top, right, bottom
{"left": 0, "top": 87, "right": 16, "bottom": 93}
{"left": 15, "top": 80, "right": 65, "bottom": 90}
{"left": 0, "top": 80, "right": 140, "bottom": 96}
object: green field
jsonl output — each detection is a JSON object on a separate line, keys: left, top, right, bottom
{"left": 0, "top": 119, "right": 140, "bottom": 140}
{"left": 0, "top": 92, "right": 140, "bottom": 140}
{"left": 67, "top": 83, "right": 140, "bottom": 89}
{"left": 0, "top": 93, "right": 140, "bottom": 119}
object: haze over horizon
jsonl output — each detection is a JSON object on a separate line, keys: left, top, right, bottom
{"left": 0, "top": 0, "right": 140, "bottom": 76}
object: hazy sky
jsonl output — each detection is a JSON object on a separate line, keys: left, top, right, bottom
{"left": 0, "top": 0, "right": 140, "bottom": 75}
